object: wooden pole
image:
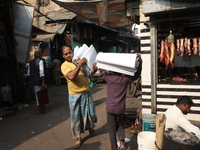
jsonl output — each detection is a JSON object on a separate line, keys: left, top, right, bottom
{"left": 150, "top": 21, "right": 157, "bottom": 114}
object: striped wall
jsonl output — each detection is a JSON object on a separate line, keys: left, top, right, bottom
{"left": 142, "top": 84, "right": 200, "bottom": 121}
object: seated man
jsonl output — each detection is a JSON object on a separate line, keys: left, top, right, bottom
{"left": 165, "top": 96, "right": 200, "bottom": 139}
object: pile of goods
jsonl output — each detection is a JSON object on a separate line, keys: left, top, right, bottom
{"left": 171, "top": 76, "right": 188, "bottom": 82}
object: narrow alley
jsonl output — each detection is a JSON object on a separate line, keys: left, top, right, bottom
{"left": 0, "top": 83, "right": 138, "bottom": 150}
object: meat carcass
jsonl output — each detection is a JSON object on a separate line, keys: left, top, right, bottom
{"left": 160, "top": 40, "right": 169, "bottom": 69}
{"left": 180, "top": 38, "right": 184, "bottom": 56}
{"left": 192, "top": 38, "right": 198, "bottom": 55}
{"left": 198, "top": 38, "right": 200, "bottom": 56}
{"left": 184, "top": 38, "right": 188, "bottom": 55}
{"left": 164, "top": 40, "right": 170, "bottom": 69}
{"left": 187, "top": 38, "right": 191, "bottom": 55}
{"left": 176, "top": 39, "right": 180, "bottom": 56}
{"left": 160, "top": 40, "right": 165, "bottom": 63}
{"left": 169, "top": 43, "right": 175, "bottom": 68}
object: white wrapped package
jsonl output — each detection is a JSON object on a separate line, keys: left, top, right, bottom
{"left": 84, "top": 45, "right": 97, "bottom": 73}
{"left": 96, "top": 53, "right": 138, "bottom": 76}
{"left": 73, "top": 44, "right": 89, "bottom": 59}
{"left": 72, "top": 44, "right": 97, "bottom": 78}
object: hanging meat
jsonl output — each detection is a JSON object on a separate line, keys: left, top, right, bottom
{"left": 160, "top": 40, "right": 169, "bottom": 69}
{"left": 169, "top": 43, "right": 175, "bottom": 68}
{"left": 180, "top": 38, "right": 184, "bottom": 56}
{"left": 176, "top": 39, "right": 180, "bottom": 56}
{"left": 184, "top": 38, "right": 188, "bottom": 55}
{"left": 198, "top": 38, "right": 200, "bottom": 56}
{"left": 192, "top": 38, "right": 198, "bottom": 55}
{"left": 164, "top": 40, "right": 170, "bottom": 69}
{"left": 187, "top": 38, "right": 191, "bottom": 55}
{"left": 160, "top": 40, "right": 165, "bottom": 63}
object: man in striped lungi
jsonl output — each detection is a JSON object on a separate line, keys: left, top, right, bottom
{"left": 61, "top": 46, "right": 97, "bottom": 149}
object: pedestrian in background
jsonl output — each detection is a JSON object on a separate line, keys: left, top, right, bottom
{"left": 52, "top": 55, "right": 61, "bottom": 86}
{"left": 61, "top": 45, "right": 98, "bottom": 149}
{"left": 27, "top": 51, "right": 45, "bottom": 114}
{"left": 100, "top": 54, "right": 142, "bottom": 150}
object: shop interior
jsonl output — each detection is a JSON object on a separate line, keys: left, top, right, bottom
{"left": 158, "top": 18, "right": 200, "bottom": 85}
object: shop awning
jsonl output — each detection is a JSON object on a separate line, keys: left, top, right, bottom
{"left": 52, "top": 0, "right": 132, "bottom": 28}
{"left": 32, "top": 22, "right": 67, "bottom": 34}
{"left": 32, "top": 25, "right": 53, "bottom": 35}
{"left": 44, "top": 12, "right": 76, "bottom": 21}
{"left": 32, "top": 34, "right": 55, "bottom": 42}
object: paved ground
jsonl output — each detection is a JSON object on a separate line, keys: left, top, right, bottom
{"left": 0, "top": 83, "right": 139, "bottom": 150}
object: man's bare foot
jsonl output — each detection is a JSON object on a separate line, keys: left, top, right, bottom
{"left": 74, "top": 138, "right": 82, "bottom": 149}
{"left": 119, "top": 140, "right": 126, "bottom": 150}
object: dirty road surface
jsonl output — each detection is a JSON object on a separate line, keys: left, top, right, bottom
{"left": 0, "top": 83, "right": 138, "bottom": 150}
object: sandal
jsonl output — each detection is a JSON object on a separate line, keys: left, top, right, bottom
{"left": 89, "top": 128, "right": 95, "bottom": 136}
{"left": 74, "top": 140, "right": 82, "bottom": 149}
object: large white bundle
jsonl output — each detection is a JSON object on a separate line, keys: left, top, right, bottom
{"left": 73, "top": 44, "right": 89, "bottom": 59}
{"left": 96, "top": 53, "right": 139, "bottom": 76}
{"left": 73, "top": 44, "right": 97, "bottom": 78}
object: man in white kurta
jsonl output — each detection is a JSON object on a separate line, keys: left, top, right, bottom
{"left": 165, "top": 96, "right": 200, "bottom": 139}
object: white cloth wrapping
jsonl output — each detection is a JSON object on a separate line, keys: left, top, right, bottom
{"left": 73, "top": 44, "right": 97, "bottom": 78}
{"left": 96, "top": 53, "right": 139, "bottom": 76}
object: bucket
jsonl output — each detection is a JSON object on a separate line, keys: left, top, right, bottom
{"left": 137, "top": 131, "right": 156, "bottom": 150}
{"left": 142, "top": 114, "right": 156, "bottom": 131}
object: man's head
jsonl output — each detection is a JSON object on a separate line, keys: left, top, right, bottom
{"left": 176, "top": 96, "right": 194, "bottom": 115}
{"left": 62, "top": 46, "right": 73, "bottom": 62}
{"left": 34, "top": 51, "right": 42, "bottom": 58}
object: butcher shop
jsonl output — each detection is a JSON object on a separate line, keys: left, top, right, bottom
{"left": 140, "top": 0, "right": 200, "bottom": 121}
{"left": 142, "top": 0, "right": 200, "bottom": 85}
{"left": 158, "top": 19, "right": 200, "bottom": 85}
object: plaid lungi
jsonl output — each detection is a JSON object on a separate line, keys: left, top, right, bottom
{"left": 69, "top": 91, "right": 97, "bottom": 139}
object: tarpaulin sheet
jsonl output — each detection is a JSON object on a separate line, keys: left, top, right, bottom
{"left": 13, "top": 3, "right": 34, "bottom": 63}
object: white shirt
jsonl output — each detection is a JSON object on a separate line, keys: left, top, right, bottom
{"left": 165, "top": 105, "right": 200, "bottom": 139}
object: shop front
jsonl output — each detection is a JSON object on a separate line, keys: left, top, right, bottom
{"left": 141, "top": 0, "right": 200, "bottom": 121}
{"left": 158, "top": 19, "right": 200, "bottom": 85}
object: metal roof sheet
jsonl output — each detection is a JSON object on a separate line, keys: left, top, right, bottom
{"left": 32, "top": 34, "right": 55, "bottom": 42}
{"left": 52, "top": 0, "right": 132, "bottom": 28}
{"left": 44, "top": 12, "right": 76, "bottom": 21}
